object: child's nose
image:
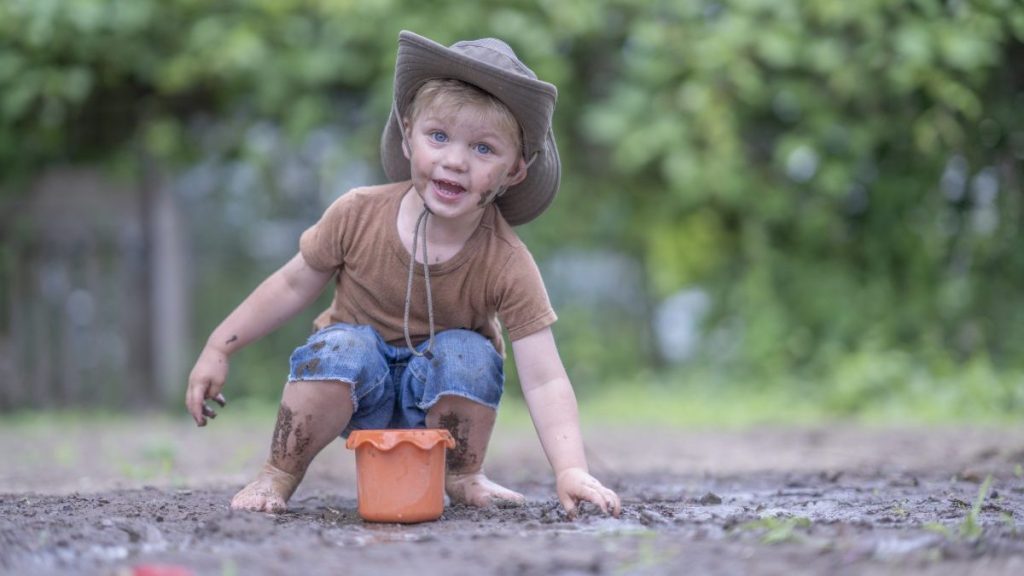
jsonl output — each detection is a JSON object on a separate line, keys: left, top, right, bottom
{"left": 440, "top": 146, "right": 469, "bottom": 171}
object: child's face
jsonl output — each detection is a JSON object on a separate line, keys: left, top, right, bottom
{"left": 404, "top": 103, "right": 527, "bottom": 224}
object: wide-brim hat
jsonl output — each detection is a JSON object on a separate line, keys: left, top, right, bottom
{"left": 381, "top": 30, "right": 560, "bottom": 226}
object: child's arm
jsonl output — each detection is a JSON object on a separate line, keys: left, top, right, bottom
{"left": 186, "top": 252, "right": 333, "bottom": 426}
{"left": 512, "top": 327, "right": 622, "bottom": 518}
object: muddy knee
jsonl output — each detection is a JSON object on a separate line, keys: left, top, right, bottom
{"left": 427, "top": 396, "right": 497, "bottom": 474}
{"left": 412, "top": 329, "right": 504, "bottom": 409}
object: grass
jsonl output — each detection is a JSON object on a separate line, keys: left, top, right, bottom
{"left": 570, "top": 367, "right": 1024, "bottom": 427}
{"left": 2, "top": 391, "right": 1020, "bottom": 436}
{"left": 485, "top": 380, "right": 829, "bottom": 432}
{"left": 2, "top": 368, "right": 1021, "bottom": 433}
{"left": 575, "top": 382, "right": 824, "bottom": 428}
{"left": 925, "top": 475, "right": 995, "bottom": 543}
{"left": 959, "top": 476, "right": 993, "bottom": 541}
{"left": 0, "top": 396, "right": 281, "bottom": 431}
{"left": 737, "top": 516, "right": 813, "bottom": 544}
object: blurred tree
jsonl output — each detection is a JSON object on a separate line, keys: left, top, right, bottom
{"left": 585, "top": 0, "right": 1024, "bottom": 380}
{"left": 1, "top": 0, "right": 1023, "bottom": 410}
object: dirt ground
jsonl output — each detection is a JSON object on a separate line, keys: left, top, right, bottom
{"left": 2, "top": 415, "right": 1023, "bottom": 575}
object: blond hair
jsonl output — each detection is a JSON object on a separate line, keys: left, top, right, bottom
{"left": 406, "top": 79, "right": 523, "bottom": 157}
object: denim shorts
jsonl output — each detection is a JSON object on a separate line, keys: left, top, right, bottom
{"left": 287, "top": 323, "right": 504, "bottom": 436}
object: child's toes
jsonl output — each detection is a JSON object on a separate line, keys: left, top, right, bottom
{"left": 491, "top": 496, "right": 525, "bottom": 509}
{"left": 231, "top": 483, "right": 282, "bottom": 512}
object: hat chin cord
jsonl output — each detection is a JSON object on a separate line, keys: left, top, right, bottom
{"left": 400, "top": 139, "right": 437, "bottom": 359}
{"left": 403, "top": 202, "right": 436, "bottom": 359}
{"left": 402, "top": 150, "right": 538, "bottom": 359}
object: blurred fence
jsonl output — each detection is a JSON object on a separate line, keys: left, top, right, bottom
{"left": 0, "top": 167, "right": 188, "bottom": 409}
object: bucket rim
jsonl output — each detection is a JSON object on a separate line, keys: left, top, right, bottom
{"left": 345, "top": 428, "right": 456, "bottom": 452}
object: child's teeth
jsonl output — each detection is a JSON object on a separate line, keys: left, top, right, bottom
{"left": 438, "top": 181, "right": 462, "bottom": 194}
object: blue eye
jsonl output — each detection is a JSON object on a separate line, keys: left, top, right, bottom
{"left": 430, "top": 131, "right": 448, "bottom": 143}
{"left": 475, "top": 143, "right": 492, "bottom": 155}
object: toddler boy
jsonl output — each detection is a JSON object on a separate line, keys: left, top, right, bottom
{"left": 186, "top": 30, "right": 621, "bottom": 518}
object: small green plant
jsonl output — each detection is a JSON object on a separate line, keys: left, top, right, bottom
{"left": 891, "top": 501, "right": 909, "bottom": 519}
{"left": 118, "top": 441, "right": 178, "bottom": 481}
{"left": 928, "top": 475, "right": 995, "bottom": 543}
{"left": 959, "top": 475, "right": 993, "bottom": 541}
{"left": 739, "top": 516, "right": 812, "bottom": 544}
{"left": 924, "top": 522, "right": 953, "bottom": 539}
{"left": 1001, "top": 513, "right": 1016, "bottom": 531}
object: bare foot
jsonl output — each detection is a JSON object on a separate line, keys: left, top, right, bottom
{"left": 230, "top": 462, "right": 303, "bottom": 513}
{"left": 446, "top": 472, "right": 525, "bottom": 508}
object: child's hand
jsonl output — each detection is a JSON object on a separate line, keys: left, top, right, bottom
{"left": 556, "top": 467, "right": 622, "bottom": 519}
{"left": 186, "top": 346, "right": 230, "bottom": 427}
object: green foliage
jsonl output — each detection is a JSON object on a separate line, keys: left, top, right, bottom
{"left": 545, "top": 305, "right": 651, "bottom": 398}
{"left": 0, "top": 0, "right": 612, "bottom": 179}
{"left": 2, "top": 0, "right": 1024, "bottom": 408}
{"left": 585, "top": 0, "right": 1024, "bottom": 387}
{"left": 577, "top": 363, "right": 1023, "bottom": 427}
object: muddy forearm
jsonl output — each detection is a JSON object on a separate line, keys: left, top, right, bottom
{"left": 206, "top": 253, "right": 332, "bottom": 356}
{"left": 204, "top": 290, "right": 288, "bottom": 357}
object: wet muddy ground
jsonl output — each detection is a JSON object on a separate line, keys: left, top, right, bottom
{"left": 2, "top": 417, "right": 1023, "bottom": 575}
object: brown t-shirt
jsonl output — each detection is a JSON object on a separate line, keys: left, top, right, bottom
{"left": 299, "top": 181, "right": 557, "bottom": 356}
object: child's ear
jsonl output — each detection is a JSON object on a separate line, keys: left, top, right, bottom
{"left": 506, "top": 157, "right": 529, "bottom": 186}
{"left": 401, "top": 119, "right": 412, "bottom": 160}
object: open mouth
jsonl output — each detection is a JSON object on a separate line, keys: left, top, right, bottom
{"left": 432, "top": 179, "right": 466, "bottom": 199}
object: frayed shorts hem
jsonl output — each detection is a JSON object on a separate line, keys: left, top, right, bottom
{"left": 416, "top": 390, "right": 501, "bottom": 413}
{"left": 286, "top": 322, "right": 505, "bottom": 432}
{"left": 285, "top": 376, "right": 365, "bottom": 414}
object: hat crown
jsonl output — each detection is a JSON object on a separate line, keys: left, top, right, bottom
{"left": 449, "top": 39, "right": 538, "bottom": 80}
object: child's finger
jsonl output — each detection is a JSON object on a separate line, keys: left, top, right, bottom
{"left": 213, "top": 393, "right": 227, "bottom": 407}
{"left": 559, "top": 494, "right": 578, "bottom": 520}
{"left": 186, "top": 384, "right": 208, "bottom": 426}
{"left": 599, "top": 487, "right": 621, "bottom": 517}
{"left": 608, "top": 490, "right": 622, "bottom": 517}
{"left": 584, "top": 487, "right": 610, "bottom": 515}
{"left": 586, "top": 485, "right": 620, "bottom": 517}
{"left": 202, "top": 404, "right": 218, "bottom": 419}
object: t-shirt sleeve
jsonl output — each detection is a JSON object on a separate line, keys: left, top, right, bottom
{"left": 495, "top": 247, "right": 558, "bottom": 341}
{"left": 298, "top": 191, "right": 354, "bottom": 271}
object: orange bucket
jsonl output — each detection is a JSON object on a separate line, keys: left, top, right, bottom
{"left": 345, "top": 428, "right": 456, "bottom": 523}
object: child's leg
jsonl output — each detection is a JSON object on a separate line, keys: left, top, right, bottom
{"left": 408, "top": 329, "right": 524, "bottom": 507}
{"left": 232, "top": 380, "right": 353, "bottom": 512}
{"left": 426, "top": 395, "right": 525, "bottom": 507}
{"left": 233, "top": 324, "right": 394, "bottom": 512}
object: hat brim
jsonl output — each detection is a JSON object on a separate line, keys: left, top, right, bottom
{"left": 380, "top": 31, "right": 560, "bottom": 226}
